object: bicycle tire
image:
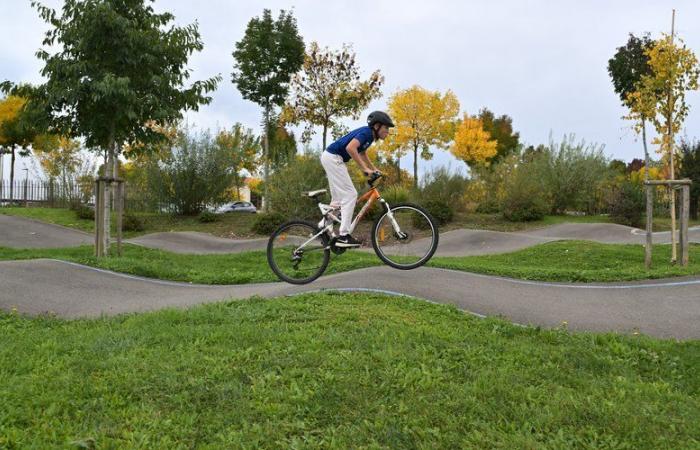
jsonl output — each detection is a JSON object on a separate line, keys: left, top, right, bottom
{"left": 267, "top": 220, "right": 331, "bottom": 284}
{"left": 371, "top": 202, "right": 439, "bottom": 270}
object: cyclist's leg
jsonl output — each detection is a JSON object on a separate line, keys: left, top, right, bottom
{"left": 321, "top": 152, "right": 356, "bottom": 235}
{"left": 321, "top": 152, "right": 341, "bottom": 209}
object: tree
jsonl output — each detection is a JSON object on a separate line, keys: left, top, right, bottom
{"left": 450, "top": 113, "right": 498, "bottom": 168}
{"left": 628, "top": 33, "right": 700, "bottom": 261}
{"left": 232, "top": 9, "right": 305, "bottom": 211}
{"left": 29, "top": 0, "right": 220, "bottom": 255}
{"left": 608, "top": 159, "right": 627, "bottom": 175}
{"left": 0, "top": 96, "right": 29, "bottom": 200}
{"left": 266, "top": 116, "right": 297, "bottom": 171}
{"left": 477, "top": 108, "right": 520, "bottom": 162}
{"left": 282, "top": 42, "right": 384, "bottom": 151}
{"left": 215, "top": 125, "right": 260, "bottom": 199}
{"left": 372, "top": 126, "right": 410, "bottom": 184}
{"left": 608, "top": 33, "right": 655, "bottom": 181}
{"left": 627, "top": 158, "right": 645, "bottom": 173}
{"left": 385, "top": 86, "right": 460, "bottom": 188}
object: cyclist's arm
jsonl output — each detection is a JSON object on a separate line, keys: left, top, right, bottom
{"left": 346, "top": 138, "right": 372, "bottom": 174}
{"left": 359, "top": 151, "right": 378, "bottom": 173}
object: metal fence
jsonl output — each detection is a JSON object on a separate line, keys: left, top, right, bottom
{"left": 0, "top": 179, "right": 169, "bottom": 212}
{"left": 0, "top": 180, "right": 93, "bottom": 208}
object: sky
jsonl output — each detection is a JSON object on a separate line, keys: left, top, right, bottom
{"left": 1, "top": 0, "right": 700, "bottom": 181}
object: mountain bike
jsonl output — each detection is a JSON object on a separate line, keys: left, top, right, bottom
{"left": 267, "top": 172, "right": 439, "bottom": 284}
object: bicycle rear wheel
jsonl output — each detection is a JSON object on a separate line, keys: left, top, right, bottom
{"left": 267, "top": 220, "right": 330, "bottom": 284}
{"left": 371, "top": 203, "right": 439, "bottom": 269}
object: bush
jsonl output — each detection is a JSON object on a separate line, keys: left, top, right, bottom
{"left": 251, "top": 212, "right": 287, "bottom": 235}
{"left": 145, "top": 127, "right": 243, "bottom": 215}
{"left": 266, "top": 154, "right": 327, "bottom": 220}
{"left": 198, "top": 210, "right": 218, "bottom": 223}
{"left": 122, "top": 214, "right": 145, "bottom": 232}
{"left": 417, "top": 166, "right": 469, "bottom": 212}
{"left": 475, "top": 198, "right": 501, "bottom": 214}
{"left": 608, "top": 182, "right": 644, "bottom": 228}
{"left": 422, "top": 200, "right": 453, "bottom": 225}
{"left": 502, "top": 169, "right": 549, "bottom": 222}
{"left": 75, "top": 205, "right": 95, "bottom": 220}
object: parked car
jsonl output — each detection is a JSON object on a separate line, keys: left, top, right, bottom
{"left": 215, "top": 201, "right": 257, "bottom": 214}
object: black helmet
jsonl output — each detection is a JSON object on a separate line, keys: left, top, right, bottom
{"left": 367, "top": 110, "right": 395, "bottom": 128}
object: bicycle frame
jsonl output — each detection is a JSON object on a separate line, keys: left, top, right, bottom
{"left": 291, "top": 183, "right": 403, "bottom": 254}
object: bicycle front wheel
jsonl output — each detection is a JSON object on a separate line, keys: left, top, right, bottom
{"left": 267, "top": 220, "right": 330, "bottom": 284}
{"left": 371, "top": 203, "right": 439, "bottom": 270}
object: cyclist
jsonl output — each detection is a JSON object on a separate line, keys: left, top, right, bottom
{"left": 320, "top": 110, "right": 395, "bottom": 248}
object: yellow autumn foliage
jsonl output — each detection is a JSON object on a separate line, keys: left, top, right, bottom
{"left": 450, "top": 114, "right": 498, "bottom": 167}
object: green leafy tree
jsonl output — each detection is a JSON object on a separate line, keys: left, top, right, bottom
{"left": 608, "top": 33, "right": 655, "bottom": 181}
{"left": 265, "top": 116, "right": 298, "bottom": 171}
{"left": 477, "top": 108, "right": 520, "bottom": 162}
{"left": 28, "top": 0, "right": 219, "bottom": 254}
{"left": 282, "top": 42, "right": 384, "bottom": 150}
{"left": 231, "top": 9, "right": 305, "bottom": 211}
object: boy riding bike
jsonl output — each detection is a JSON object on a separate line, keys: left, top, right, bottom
{"left": 321, "top": 110, "right": 395, "bottom": 248}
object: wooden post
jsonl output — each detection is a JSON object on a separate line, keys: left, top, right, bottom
{"left": 116, "top": 180, "right": 124, "bottom": 257}
{"left": 95, "top": 179, "right": 104, "bottom": 257}
{"left": 681, "top": 184, "right": 690, "bottom": 266}
{"left": 645, "top": 184, "right": 654, "bottom": 269}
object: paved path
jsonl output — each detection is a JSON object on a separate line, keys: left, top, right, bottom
{"left": 2, "top": 215, "right": 699, "bottom": 340}
{"left": 1, "top": 259, "right": 698, "bottom": 340}
{"left": 0, "top": 214, "right": 93, "bottom": 248}
{"left": 3, "top": 214, "right": 700, "bottom": 255}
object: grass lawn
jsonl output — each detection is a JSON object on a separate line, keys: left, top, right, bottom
{"left": 3, "top": 241, "right": 700, "bottom": 284}
{"left": 1, "top": 291, "right": 698, "bottom": 448}
{"left": 0, "top": 206, "right": 261, "bottom": 239}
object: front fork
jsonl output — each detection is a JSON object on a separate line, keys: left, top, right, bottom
{"left": 379, "top": 199, "right": 407, "bottom": 240}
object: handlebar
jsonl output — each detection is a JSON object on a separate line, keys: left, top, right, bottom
{"left": 367, "top": 171, "right": 383, "bottom": 187}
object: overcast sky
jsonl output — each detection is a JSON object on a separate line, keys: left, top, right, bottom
{"left": 2, "top": 0, "right": 700, "bottom": 180}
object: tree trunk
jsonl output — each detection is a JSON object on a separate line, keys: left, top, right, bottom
{"left": 397, "top": 157, "right": 401, "bottom": 184}
{"left": 262, "top": 105, "right": 271, "bottom": 213}
{"left": 642, "top": 120, "right": 649, "bottom": 182}
{"left": 413, "top": 144, "right": 419, "bottom": 189}
{"left": 322, "top": 121, "right": 328, "bottom": 152}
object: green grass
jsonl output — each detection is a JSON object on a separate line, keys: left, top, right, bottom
{"left": 430, "top": 241, "right": 700, "bottom": 282}
{"left": 0, "top": 207, "right": 261, "bottom": 238}
{"left": 3, "top": 241, "right": 700, "bottom": 284}
{"left": 1, "top": 292, "right": 698, "bottom": 448}
{"left": 0, "top": 244, "right": 379, "bottom": 284}
{"left": 446, "top": 211, "right": 700, "bottom": 233}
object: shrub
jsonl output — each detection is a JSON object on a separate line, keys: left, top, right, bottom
{"left": 422, "top": 200, "right": 453, "bottom": 225}
{"left": 122, "top": 214, "right": 145, "bottom": 232}
{"left": 198, "top": 210, "right": 218, "bottom": 223}
{"left": 266, "top": 154, "right": 327, "bottom": 220}
{"left": 608, "top": 182, "right": 644, "bottom": 228}
{"left": 475, "top": 198, "right": 501, "bottom": 214}
{"left": 502, "top": 168, "right": 549, "bottom": 222}
{"left": 75, "top": 205, "right": 95, "bottom": 220}
{"left": 145, "top": 128, "right": 242, "bottom": 215}
{"left": 417, "top": 166, "right": 469, "bottom": 212}
{"left": 251, "top": 212, "right": 287, "bottom": 235}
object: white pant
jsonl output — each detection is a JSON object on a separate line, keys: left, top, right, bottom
{"left": 321, "top": 151, "right": 357, "bottom": 235}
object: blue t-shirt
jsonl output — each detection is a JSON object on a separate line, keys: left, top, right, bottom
{"left": 326, "top": 126, "right": 374, "bottom": 162}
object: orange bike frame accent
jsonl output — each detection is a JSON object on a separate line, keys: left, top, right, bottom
{"left": 349, "top": 187, "right": 382, "bottom": 233}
